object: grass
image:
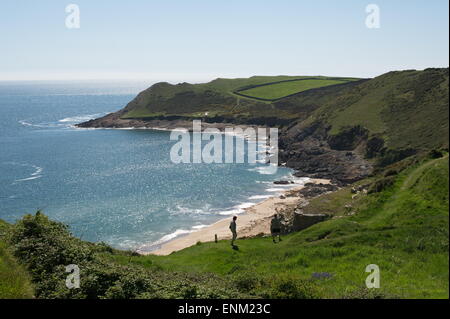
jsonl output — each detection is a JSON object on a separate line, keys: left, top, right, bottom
{"left": 321, "top": 69, "right": 449, "bottom": 151}
{"left": 236, "top": 78, "right": 353, "bottom": 101}
{"left": 0, "top": 220, "right": 34, "bottom": 299}
{"left": 119, "top": 75, "right": 360, "bottom": 120}
{"left": 109, "top": 155, "right": 449, "bottom": 298}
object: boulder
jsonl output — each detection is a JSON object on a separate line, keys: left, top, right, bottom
{"left": 274, "top": 180, "right": 290, "bottom": 185}
{"left": 292, "top": 213, "right": 328, "bottom": 231}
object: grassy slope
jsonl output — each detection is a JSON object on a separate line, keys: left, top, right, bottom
{"left": 120, "top": 75, "right": 359, "bottom": 119}
{"left": 314, "top": 69, "right": 449, "bottom": 150}
{"left": 0, "top": 220, "right": 34, "bottom": 299}
{"left": 113, "top": 155, "right": 449, "bottom": 298}
{"left": 121, "top": 76, "right": 303, "bottom": 118}
{"left": 284, "top": 68, "right": 449, "bottom": 156}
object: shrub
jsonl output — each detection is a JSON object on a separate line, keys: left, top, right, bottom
{"left": 8, "top": 212, "right": 248, "bottom": 299}
{"left": 342, "top": 287, "right": 400, "bottom": 299}
{"left": 368, "top": 176, "right": 396, "bottom": 194}
{"left": 262, "top": 275, "right": 319, "bottom": 299}
{"left": 232, "top": 272, "right": 261, "bottom": 293}
{"left": 428, "top": 149, "right": 444, "bottom": 159}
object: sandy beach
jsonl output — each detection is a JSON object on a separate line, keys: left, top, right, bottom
{"left": 144, "top": 178, "right": 329, "bottom": 256}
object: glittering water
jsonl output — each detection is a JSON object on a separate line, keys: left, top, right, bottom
{"left": 0, "top": 81, "right": 304, "bottom": 250}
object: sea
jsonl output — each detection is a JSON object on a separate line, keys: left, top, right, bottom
{"left": 0, "top": 81, "right": 307, "bottom": 251}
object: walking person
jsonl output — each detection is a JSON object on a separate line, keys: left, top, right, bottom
{"left": 271, "top": 214, "right": 282, "bottom": 243}
{"left": 229, "top": 216, "right": 238, "bottom": 247}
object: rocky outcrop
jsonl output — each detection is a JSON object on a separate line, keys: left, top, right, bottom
{"left": 327, "top": 125, "right": 368, "bottom": 151}
{"left": 273, "top": 180, "right": 293, "bottom": 185}
{"left": 279, "top": 122, "right": 373, "bottom": 184}
{"left": 292, "top": 213, "right": 329, "bottom": 232}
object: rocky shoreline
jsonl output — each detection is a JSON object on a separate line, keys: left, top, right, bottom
{"left": 76, "top": 111, "right": 263, "bottom": 132}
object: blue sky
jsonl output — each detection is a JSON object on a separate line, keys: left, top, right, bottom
{"left": 0, "top": 0, "right": 448, "bottom": 81}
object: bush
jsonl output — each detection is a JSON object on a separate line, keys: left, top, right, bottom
{"left": 368, "top": 176, "right": 396, "bottom": 194}
{"left": 376, "top": 148, "right": 417, "bottom": 167}
{"left": 8, "top": 212, "right": 248, "bottom": 299}
{"left": 232, "top": 272, "right": 261, "bottom": 293}
{"left": 383, "top": 169, "right": 398, "bottom": 177}
{"left": 262, "top": 275, "right": 319, "bottom": 299}
{"left": 428, "top": 149, "right": 444, "bottom": 159}
{"left": 342, "top": 287, "right": 400, "bottom": 299}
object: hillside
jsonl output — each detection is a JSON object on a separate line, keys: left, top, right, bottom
{"left": 1, "top": 154, "right": 448, "bottom": 298}
{"left": 120, "top": 75, "right": 359, "bottom": 119}
{"left": 278, "top": 68, "right": 449, "bottom": 182}
{"left": 78, "top": 75, "right": 363, "bottom": 127}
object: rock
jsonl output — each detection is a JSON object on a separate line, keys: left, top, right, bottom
{"left": 279, "top": 123, "right": 373, "bottom": 185}
{"left": 292, "top": 213, "right": 328, "bottom": 231}
{"left": 274, "top": 180, "right": 290, "bottom": 185}
{"left": 298, "top": 183, "right": 339, "bottom": 198}
{"left": 311, "top": 272, "right": 333, "bottom": 280}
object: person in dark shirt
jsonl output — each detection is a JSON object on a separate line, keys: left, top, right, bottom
{"left": 229, "top": 216, "right": 237, "bottom": 246}
{"left": 271, "top": 214, "right": 282, "bottom": 243}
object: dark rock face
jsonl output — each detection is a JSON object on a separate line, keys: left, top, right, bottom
{"left": 327, "top": 125, "right": 368, "bottom": 151}
{"left": 292, "top": 213, "right": 329, "bottom": 232}
{"left": 365, "top": 136, "right": 385, "bottom": 158}
{"left": 274, "top": 180, "right": 292, "bottom": 185}
{"left": 279, "top": 123, "right": 373, "bottom": 185}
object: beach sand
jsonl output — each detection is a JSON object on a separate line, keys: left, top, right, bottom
{"left": 145, "top": 178, "right": 329, "bottom": 256}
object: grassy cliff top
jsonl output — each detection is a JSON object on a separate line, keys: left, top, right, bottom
{"left": 120, "top": 75, "right": 361, "bottom": 120}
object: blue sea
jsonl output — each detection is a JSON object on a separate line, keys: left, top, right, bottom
{"left": 0, "top": 81, "right": 302, "bottom": 251}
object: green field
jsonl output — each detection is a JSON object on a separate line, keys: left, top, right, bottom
{"left": 235, "top": 78, "right": 353, "bottom": 100}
